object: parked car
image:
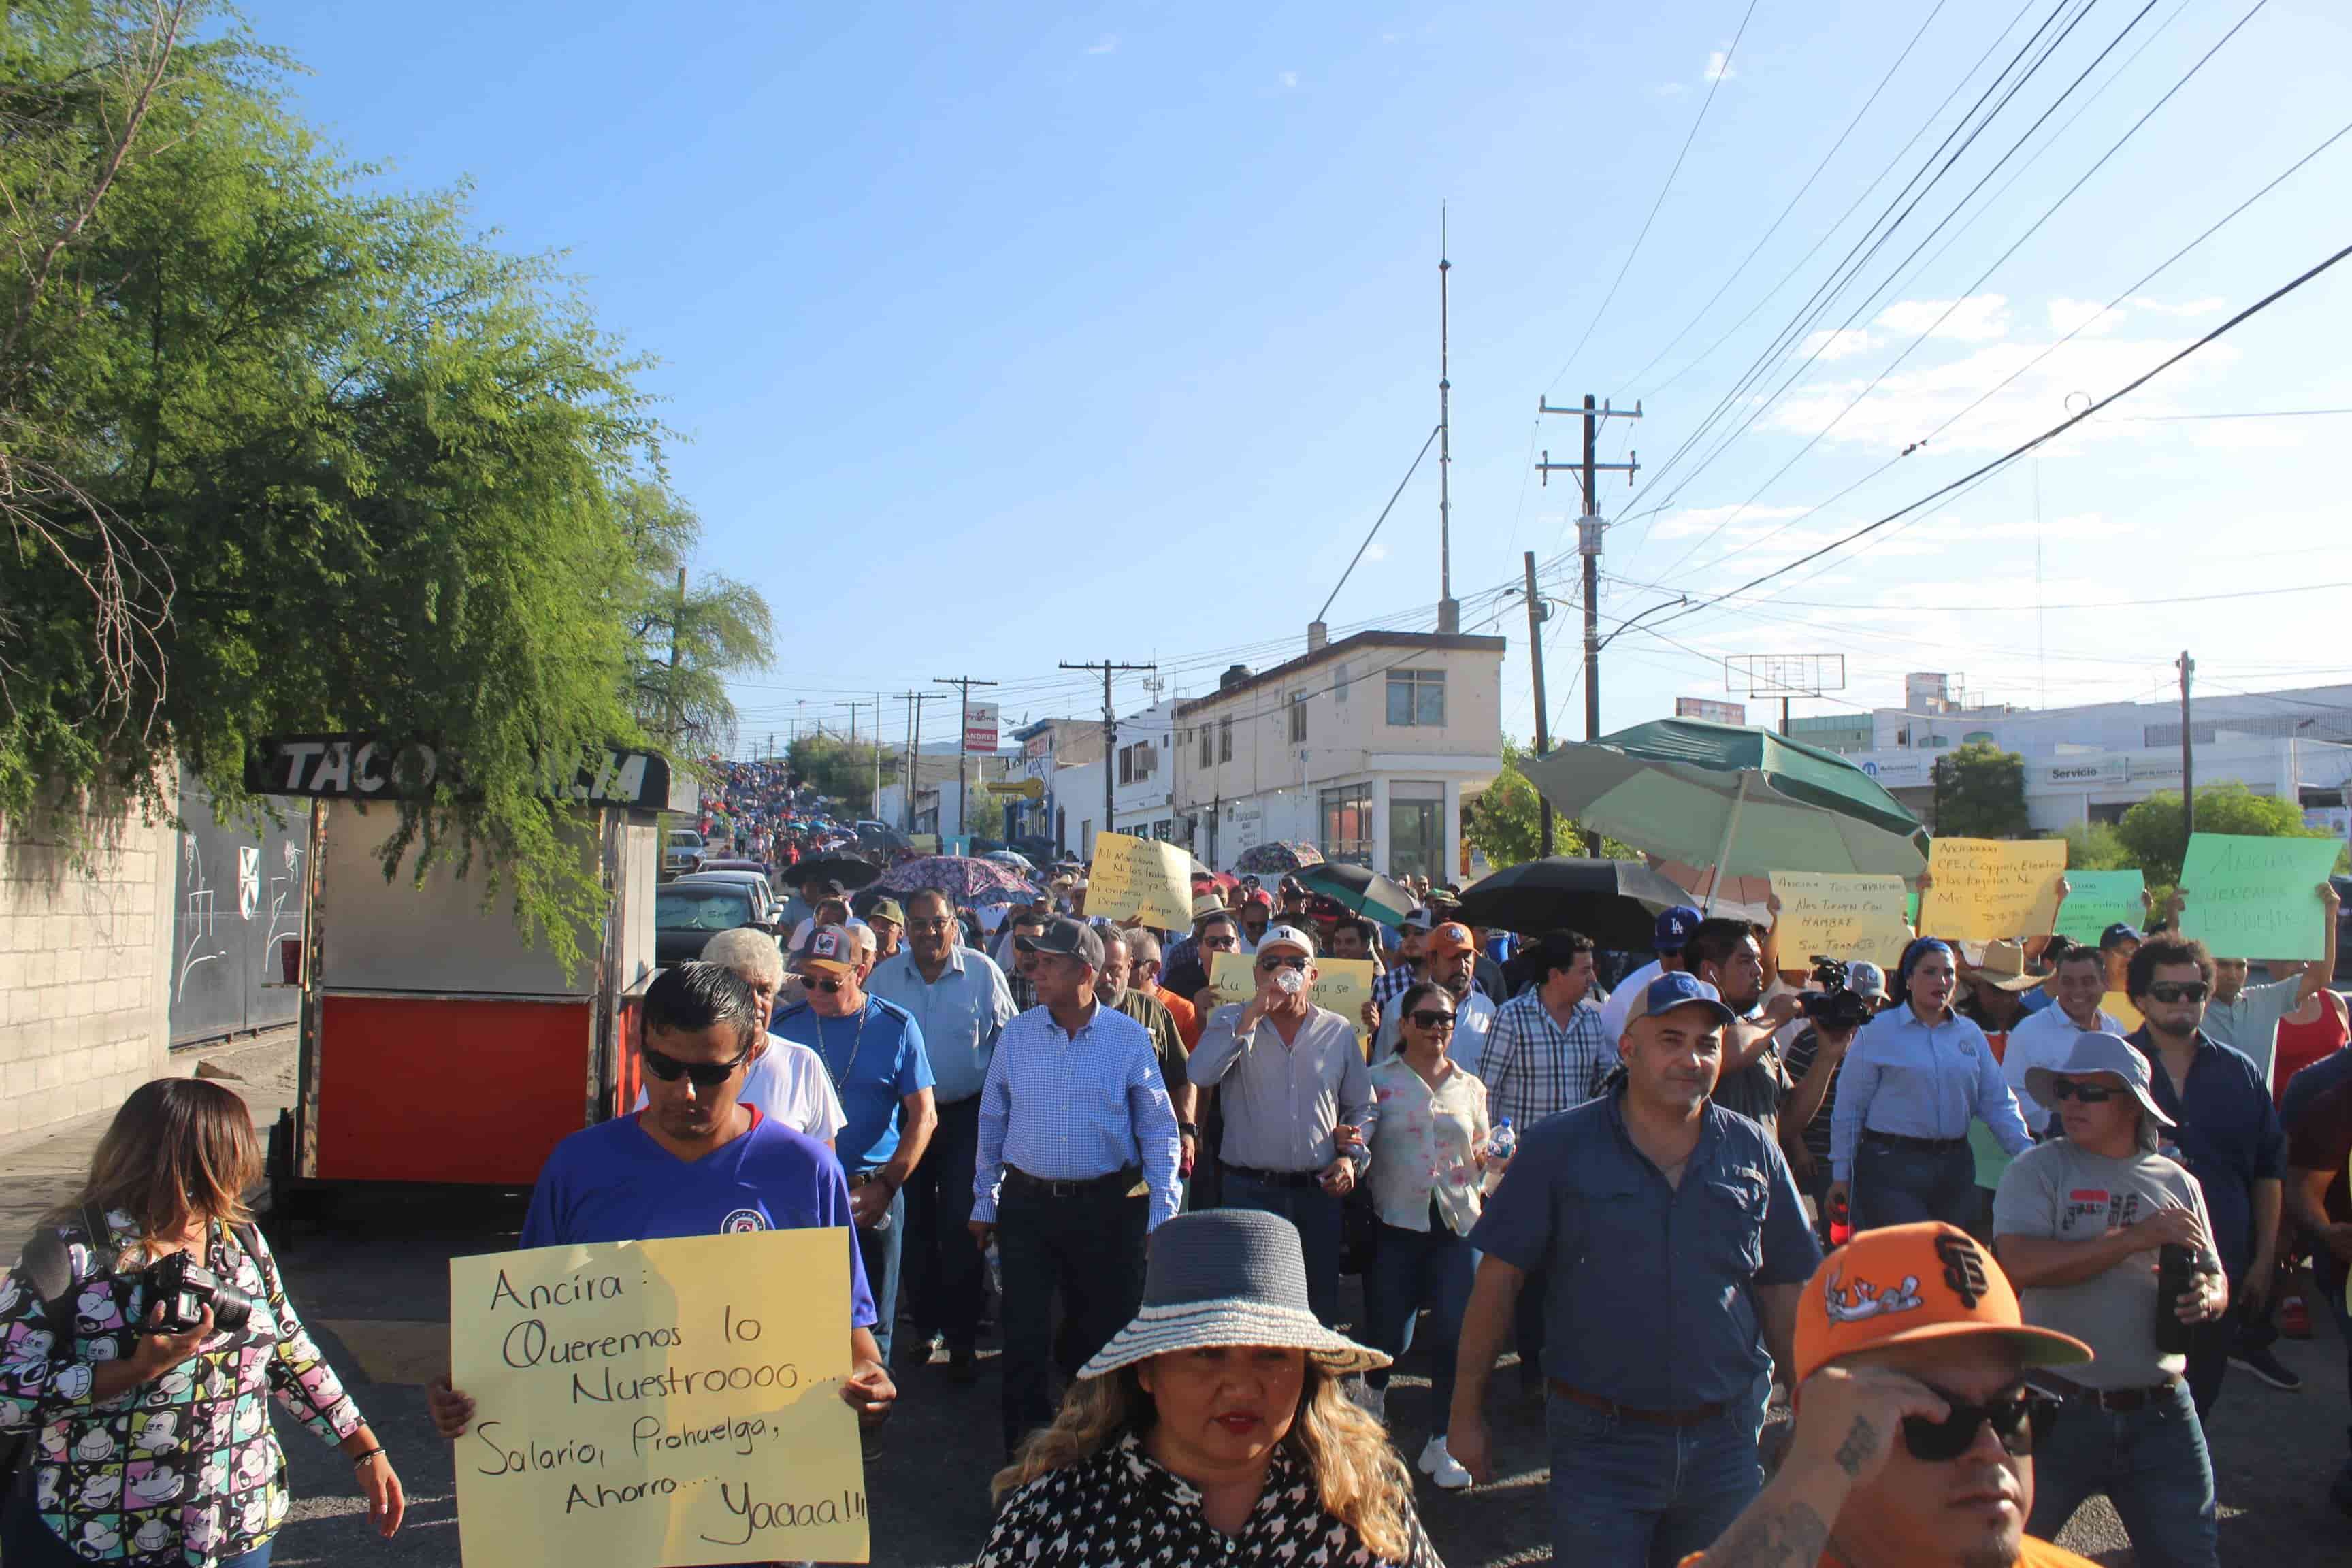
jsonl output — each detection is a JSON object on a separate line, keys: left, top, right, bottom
{"left": 663, "top": 828, "right": 705, "bottom": 878}
{"left": 670, "top": 870, "right": 781, "bottom": 924}
{"left": 696, "top": 857, "right": 775, "bottom": 884}
{"left": 654, "top": 881, "right": 770, "bottom": 967}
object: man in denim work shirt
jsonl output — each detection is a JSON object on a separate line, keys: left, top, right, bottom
{"left": 1449, "top": 972, "right": 1821, "bottom": 1567}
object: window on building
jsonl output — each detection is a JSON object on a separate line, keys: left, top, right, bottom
{"left": 1319, "top": 782, "right": 1373, "bottom": 866}
{"left": 1218, "top": 717, "right": 1232, "bottom": 762}
{"left": 1386, "top": 669, "right": 1446, "bottom": 727}
{"left": 1119, "top": 747, "right": 1132, "bottom": 785}
{"left": 1288, "top": 693, "right": 1307, "bottom": 744}
{"left": 1199, "top": 725, "right": 1213, "bottom": 768}
{"left": 1335, "top": 662, "right": 1350, "bottom": 703}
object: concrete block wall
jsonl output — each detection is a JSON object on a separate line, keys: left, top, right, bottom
{"left": 0, "top": 798, "right": 174, "bottom": 1137}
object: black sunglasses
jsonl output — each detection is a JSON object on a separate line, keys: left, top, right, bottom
{"left": 642, "top": 1045, "right": 752, "bottom": 1089}
{"left": 2146, "top": 981, "right": 2209, "bottom": 1003}
{"left": 2045, "top": 1079, "right": 2119, "bottom": 1104}
{"left": 1901, "top": 1387, "right": 2059, "bottom": 1463}
{"left": 1258, "top": 955, "right": 1309, "bottom": 972}
{"left": 798, "top": 976, "right": 844, "bottom": 994}
{"left": 1408, "top": 1009, "right": 1457, "bottom": 1030}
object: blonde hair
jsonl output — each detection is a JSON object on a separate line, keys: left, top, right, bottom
{"left": 59, "top": 1078, "right": 259, "bottom": 1250}
{"left": 990, "top": 1358, "right": 1417, "bottom": 1563}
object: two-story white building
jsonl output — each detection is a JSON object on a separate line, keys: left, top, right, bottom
{"left": 1169, "top": 627, "right": 1505, "bottom": 881}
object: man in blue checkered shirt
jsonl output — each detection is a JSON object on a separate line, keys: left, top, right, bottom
{"left": 1371, "top": 907, "right": 1437, "bottom": 1009}
{"left": 1481, "top": 929, "right": 1612, "bottom": 1129}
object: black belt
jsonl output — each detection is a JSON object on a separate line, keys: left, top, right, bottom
{"left": 1550, "top": 1380, "right": 1727, "bottom": 1427}
{"left": 2041, "top": 1375, "right": 2181, "bottom": 1412}
{"left": 1002, "top": 1164, "right": 1140, "bottom": 1200}
{"left": 1222, "top": 1162, "right": 1326, "bottom": 1189}
{"left": 1861, "top": 1130, "right": 1967, "bottom": 1152}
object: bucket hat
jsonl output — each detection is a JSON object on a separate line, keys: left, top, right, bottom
{"left": 2023, "top": 1032, "right": 2175, "bottom": 1146}
{"left": 1078, "top": 1211, "right": 1387, "bottom": 1379}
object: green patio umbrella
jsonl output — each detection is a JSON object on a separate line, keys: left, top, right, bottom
{"left": 1520, "top": 719, "right": 1927, "bottom": 907}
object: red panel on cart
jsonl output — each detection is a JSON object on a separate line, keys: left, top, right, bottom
{"left": 318, "top": 995, "right": 591, "bottom": 1183}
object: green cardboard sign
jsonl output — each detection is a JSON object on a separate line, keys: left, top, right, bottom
{"left": 2177, "top": 833, "right": 2341, "bottom": 960}
{"left": 2053, "top": 870, "right": 2145, "bottom": 947}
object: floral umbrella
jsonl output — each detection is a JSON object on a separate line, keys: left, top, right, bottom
{"left": 874, "top": 855, "right": 1041, "bottom": 906}
{"left": 1235, "top": 842, "right": 1324, "bottom": 877}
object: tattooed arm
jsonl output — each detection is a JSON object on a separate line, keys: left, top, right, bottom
{"left": 1690, "top": 1366, "right": 1950, "bottom": 1567}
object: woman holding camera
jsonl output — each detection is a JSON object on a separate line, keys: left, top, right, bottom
{"left": 0, "top": 1078, "right": 402, "bottom": 1566}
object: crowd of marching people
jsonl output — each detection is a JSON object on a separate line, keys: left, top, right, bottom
{"left": 5, "top": 818, "right": 2351, "bottom": 1568}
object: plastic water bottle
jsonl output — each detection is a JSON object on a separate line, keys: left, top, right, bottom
{"left": 1482, "top": 1118, "right": 1516, "bottom": 1194}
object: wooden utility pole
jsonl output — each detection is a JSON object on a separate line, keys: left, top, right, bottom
{"left": 933, "top": 675, "right": 997, "bottom": 843}
{"left": 2179, "top": 651, "right": 2195, "bottom": 854}
{"left": 897, "top": 692, "right": 929, "bottom": 833}
{"left": 1522, "top": 551, "right": 1554, "bottom": 856}
{"left": 1060, "top": 659, "right": 1157, "bottom": 856}
{"left": 1537, "top": 395, "right": 1641, "bottom": 854}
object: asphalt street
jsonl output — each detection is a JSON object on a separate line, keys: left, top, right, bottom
{"left": 3, "top": 1034, "right": 2345, "bottom": 1566}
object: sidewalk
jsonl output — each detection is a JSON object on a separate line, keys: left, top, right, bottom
{"left": 0, "top": 1028, "right": 300, "bottom": 1262}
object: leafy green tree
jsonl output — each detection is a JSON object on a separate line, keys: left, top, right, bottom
{"left": 788, "top": 733, "right": 886, "bottom": 816}
{"left": 0, "top": 2, "right": 768, "bottom": 967}
{"left": 2114, "top": 781, "right": 2335, "bottom": 889}
{"left": 1466, "top": 739, "right": 1636, "bottom": 870}
{"left": 620, "top": 480, "right": 772, "bottom": 755}
{"left": 1932, "top": 742, "right": 2031, "bottom": 838}
{"left": 2062, "top": 821, "right": 2134, "bottom": 870}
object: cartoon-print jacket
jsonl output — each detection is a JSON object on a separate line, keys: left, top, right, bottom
{"left": 0, "top": 1209, "right": 365, "bottom": 1566}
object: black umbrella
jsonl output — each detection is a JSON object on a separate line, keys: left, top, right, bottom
{"left": 787, "top": 855, "right": 879, "bottom": 892}
{"left": 1454, "top": 858, "right": 1698, "bottom": 947}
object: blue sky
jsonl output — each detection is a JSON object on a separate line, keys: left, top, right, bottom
{"left": 246, "top": 0, "right": 2352, "bottom": 749}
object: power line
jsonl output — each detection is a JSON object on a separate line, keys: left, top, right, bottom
{"left": 1541, "top": 0, "right": 1761, "bottom": 395}
{"left": 1637, "top": 236, "right": 2352, "bottom": 633}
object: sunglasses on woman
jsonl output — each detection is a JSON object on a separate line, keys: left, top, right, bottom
{"left": 1408, "top": 1009, "right": 1456, "bottom": 1030}
{"left": 2145, "top": 981, "right": 2209, "bottom": 1004}
{"left": 642, "top": 1045, "right": 753, "bottom": 1088}
{"left": 2044, "top": 1079, "right": 2119, "bottom": 1103}
{"left": 1900, "top": 1387, "right": 2059, "bottom": 1463}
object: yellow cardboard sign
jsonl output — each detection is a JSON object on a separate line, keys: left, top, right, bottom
{"left": 1768, "top": 872, "right": 1914, "bottom": 970}
{"left": 1086, "top": 832, "right": 1195, "bottom": 929}
{"left": 1210, "top": 951, "right": 1379, "bottom": 1052}
{"left": 449, "top": 1230, "right": 868, "bottom": 1567}
{"left": 1918, "top": 838, "right": 2068, "bottom": 942}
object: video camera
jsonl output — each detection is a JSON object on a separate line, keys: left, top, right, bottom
{"left": 1798, "top": 953, "right": 1876, "bottom": 1033}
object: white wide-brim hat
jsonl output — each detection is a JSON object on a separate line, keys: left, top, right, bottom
{"left": 1078, "top": 1210, "right": 1388, "bottom": 1379}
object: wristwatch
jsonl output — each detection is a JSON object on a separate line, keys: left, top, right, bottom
{"left": 1177, "top": 1122, "right": 1199, "bottom": 1137}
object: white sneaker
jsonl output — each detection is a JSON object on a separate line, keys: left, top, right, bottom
{"left": 1418, "top": 1435, "right": 1473, "bottom": 1489}
{"left": 1351, "top": 1381, "right": 1387, "bottom": 1423}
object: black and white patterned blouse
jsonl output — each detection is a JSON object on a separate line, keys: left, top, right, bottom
{"left": 978, "top": 1431, "right": 1442, "bottom": 1568}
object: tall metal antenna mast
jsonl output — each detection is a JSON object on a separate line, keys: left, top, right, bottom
{"left": 1437, "top": 206, "right": 1459, "bottom": 634}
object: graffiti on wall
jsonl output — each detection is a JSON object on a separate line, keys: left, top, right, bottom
{"left": 169, "top": 783, "right": 306, "bottom": 1045}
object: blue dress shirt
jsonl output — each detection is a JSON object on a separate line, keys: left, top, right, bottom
{"left": 1468, "top": 1092, "right": 1820, "bottom": 1407}
{"left": 772, "top": 996, "right": 934, "bottom": 1172}
{"left": 2126, "top": 1028, "right": 2285, "bottom": 1281}
{"left": 973, "top": 1002, "right": 1182, "bottom": 1229}
{"left": 867, "top": 945, "right": 1017, "bottom": 1105}
{"left": 1831, "top": 1006, "right": 2034, "bottom": 1181}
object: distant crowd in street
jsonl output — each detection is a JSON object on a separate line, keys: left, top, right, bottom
{"left": 5, "top": 817, "right": 2351, "bottom": 1568}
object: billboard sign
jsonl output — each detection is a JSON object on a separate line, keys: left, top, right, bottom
{"left": 963, "top": 702, "right": 1000, "bottom": 754}
{"left": 1676, "top": 696, "right": 1748, "bottom": 726}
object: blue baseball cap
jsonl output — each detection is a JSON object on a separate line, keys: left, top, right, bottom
{"left": 2100, "top": 922, "right": 2144, "bottom": 950}
{"left": 1626, "top": 970, "right": 1739, "bottom": 1028}
{"left": 1654, "top": 906, "right": 1703, "bottom": 952}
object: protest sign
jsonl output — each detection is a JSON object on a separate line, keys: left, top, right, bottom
{"left": 2177, "top": 832, "right": 2342, "bottom": 960}
{"left": 2052, "top": 870, "right": 2146, "bottom": 947}
{"left": 1210, "top": 952, "right": 1379, "bottom": 1051}
{"left": 1918, "top": 838, "right": 2068, "bottom": 942}
{"left": 1085, "top": 832, "right": 1194, "bottom": 929}
{"left": 1768, "top": 872, "right": 1913, "bottom": 970}
{"left": 449, "top": 1230, "right": 867, "bottom": 1567}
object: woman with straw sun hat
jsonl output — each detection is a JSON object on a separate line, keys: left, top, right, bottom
{"left": 978, "top": 1209, "right": 1441, "bottom": 1567}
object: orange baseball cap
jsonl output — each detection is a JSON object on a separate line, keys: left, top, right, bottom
{"left": 1793, "top": 1222, "right": 2091, "bottom": 1387}
{"left": 1425, "top": 921, "right": 1475, "bottom": 957}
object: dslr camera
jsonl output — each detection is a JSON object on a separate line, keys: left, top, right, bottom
{"left": 142, "top": 1250, "right": 257, "bottom": 1335}
{"left": 1798, "top": 954, "right": 1876, "bottom": 1034}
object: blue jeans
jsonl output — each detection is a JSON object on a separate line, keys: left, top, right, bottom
{"left": 2026, "top": 1379, "right": 2217, "bottom": 1568}
{"left": 1362, "top": 1215, "right": 1474, "bottom": 1434}
{"left": 1852, "top": 1135, "right": 1978, "bottom": 1232}
{"left": 1545, "top": 1394, "right": 1761, "bottom": 1568}
{"left": 853, "top": 1180, "right": 906, "bottom": 1365}
{"left": 1220, "top": 1169, "right": 1343, "bottom": 1326}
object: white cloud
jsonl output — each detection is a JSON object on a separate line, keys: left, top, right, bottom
{"left": 1279, "top": 69, "right": 1299, "bottom": 89}
{"left": 2046, "top": 298, "right": 2123, "bottom": 336}
{"left": 1085, "top": 33, "right": 1117, "bottom": 55}
{"left": 1803, "top": 327, "right": 1875, "bottom": 361}
{"left": 1703, "top": 50, "right": 1736, "bottom": 82}
{"left": 1874, "top": 295, "right": 2011, "bottom": 342}
{"left": 2125, "top": 295, "right": 2225, "bottom": 317}
{"left": 1658, "top": 81, "right": 1690, "bottom": 97}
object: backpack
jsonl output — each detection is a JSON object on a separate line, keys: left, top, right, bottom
{"left": 0, "top": 1204, "right": 263, "bottom": 1516}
